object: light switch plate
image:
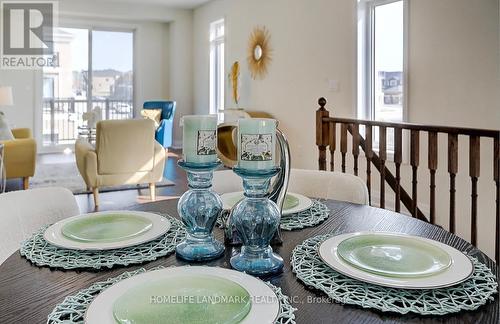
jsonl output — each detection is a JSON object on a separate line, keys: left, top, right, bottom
{"left": 328, "top": 79, "right": 340, "bottom": 92}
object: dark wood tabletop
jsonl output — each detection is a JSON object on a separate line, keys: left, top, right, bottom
{"left": 0, "top": 199, "right": 498, "bottom": 324}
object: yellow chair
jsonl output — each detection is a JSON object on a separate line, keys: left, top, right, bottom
{"left": 0, "top": 128, "right": 37, "bottom": 189}
{"left": 75, "top": 119, "right": 166, "bottom": 207}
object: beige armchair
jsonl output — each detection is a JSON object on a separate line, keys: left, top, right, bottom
{"left": 75, "top": 119, "right": 166, "bottom": 207}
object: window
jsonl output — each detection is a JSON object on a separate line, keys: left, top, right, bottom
{"left": 43, "top": 77, "right": 55, "bottom": 98}
{"left": 358, "top": 0, "right": 406, "bottom": 150}
{"left": 42, "top": 28, "right": 134, "bottom": 147}
{"left": 209, "top": 19, "right": 225, "bottom": 116}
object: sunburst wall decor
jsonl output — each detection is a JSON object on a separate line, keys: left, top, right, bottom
{"left": 247, "top": 26, "right": 272, "bottom": 80}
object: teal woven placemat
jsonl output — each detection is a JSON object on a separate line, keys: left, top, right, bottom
{"left": 217, "top": 200, "right": 330, "bottom": 231}
{"left": 20, "top": 213, "right": 186, "bottom": 270}
{"left": 47, "top": 266, "right": 297, "bottom": 324}
{"left": 280, "top": 200, "right": 330, "bottom": 231}
{"left": 291, "top": 234, "right": 498, "bottom": 315}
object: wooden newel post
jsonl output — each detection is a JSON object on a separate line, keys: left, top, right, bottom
{"left": 316, "top": 97, "right": 330, "bottom": 170}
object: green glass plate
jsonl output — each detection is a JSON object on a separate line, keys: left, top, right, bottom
{"left": 112, "top": 274, "right": 252, "bottom": 324}
{"left": 227, "top": 193, "right": 299, "bottom": 210}
{"left": 337, "top": 234, "right": 452, "bottom": 278}
{"left": 61, "top": 213, "right": 153, "bottom": 243}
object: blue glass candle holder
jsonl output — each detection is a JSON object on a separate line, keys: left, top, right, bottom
{"left": 176, "top": 160, "right": 225, "bottom": 261}
{"left": 229, "top": 166, "right": 284, "bottom": 276}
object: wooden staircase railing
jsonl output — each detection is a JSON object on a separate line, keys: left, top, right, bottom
{"left": 315, "top": 97, "right": 500, "bottom": 262}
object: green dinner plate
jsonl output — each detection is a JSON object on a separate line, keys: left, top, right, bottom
{"left": 61, "top": 213, "right": 153, "bottom": 243}
{"left": 112, "top": 274, "right": 252, "bottom": 324}
{"left": 337, "top": 234, "right": 452, "bottom": 278}
{"left": 227, "top": 193, "right": 299, "bottom": 210}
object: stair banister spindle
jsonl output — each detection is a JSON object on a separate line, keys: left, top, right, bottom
{"left": 329, "top": 121, "right": 336, "bottom": 171}
{"left": 340, "top": 124, "right": 348, "bottom": 173}
{"left": 379, "top": 126, "right": 387, "bottom": 209}
{"left": 469, "top": 136, "right": 480, "bottom": 246}
{"left": 394, "top": 127, "right": 403, "bottom": 212}
{"left": 410, "top": 130, "right": 420, "bottom": 218}
{"left": 352, "top": 124, "right": 360, "bottom": 176}
{"left": 365, "top": 125, "right": 373, "bottom": 205}
{"left": 428, "top": 131, "right": 438, "bottom": 224}
{"left": 448, "top": 134, "right": 459, "bottom": 233}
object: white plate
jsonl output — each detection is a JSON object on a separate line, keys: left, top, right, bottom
{"left": 44, "top": 211, "right": 171, "bottom": 250}
{"left": 221, "top": 191, "right": 313, "bottom": 215}
{"left": 85, "top": 266, "right": 280, "bottom": 324}
{"left": 318, "top": 232, "right": 474, "bottom": 289}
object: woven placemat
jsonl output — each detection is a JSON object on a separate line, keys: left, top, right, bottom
{"left": 20, "top": 213, "right": 186, "bottom": 270}
{"left": 279, "top": 200, "right": 330, "bottom": 231}
{"left": 47, "top": 266, "right": 297, "bottom": 324}
{"left": 217, "top": 200, "right": 330, "bottom": 231}
{"left": 291, "top": 234, "right": 498, "bottom": 315}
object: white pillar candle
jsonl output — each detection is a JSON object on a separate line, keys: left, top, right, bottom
{"left": 237, "top": 118, "right": 277, "bottom": 170}
{"left": 182, "top": 115, "right": 218, "bottom": 163}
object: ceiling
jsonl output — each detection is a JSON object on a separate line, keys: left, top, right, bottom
{"left": 85, "top": 0, "right": 213, "bottom": 9}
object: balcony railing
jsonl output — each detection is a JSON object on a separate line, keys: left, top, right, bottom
{"left": 42, "top": 98, "right": 134, "bottom": 146}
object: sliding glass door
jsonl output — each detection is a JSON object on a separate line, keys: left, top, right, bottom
{"left": 91, "top": 30, "right": 134, "bottom": 120}
{"left": 42, "top": 27, "right": 134, "bottom": 148}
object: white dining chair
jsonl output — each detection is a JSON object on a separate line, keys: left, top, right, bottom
{"left": 288, "top": 169, "right": 369, "bottom": 205}
{"left": 212, "top": 168, "right": 369, "bottom": 205}
{"left": 0, "top": 187, "right": 80, "bottom": 264}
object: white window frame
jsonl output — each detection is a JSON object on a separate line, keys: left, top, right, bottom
{"left": 357, "top": 0, "right": 408, "bottom": 155}
{"left": 209, "top": 19, "right": 225, "bottom": 117}
{"left": 358, "top": 0, "right": 408, "bottom": 122}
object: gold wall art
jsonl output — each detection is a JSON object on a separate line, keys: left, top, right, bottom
{"left": 247, "top": 26, "right": 272, "bottom": 80}
{"left": 229, "top": 61, "right": 240, "bottom": 105}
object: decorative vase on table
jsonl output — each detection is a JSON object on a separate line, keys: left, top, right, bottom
{"left": 176, "top": 115, "right": 225, "bottom": 261}
{"left": 229, "top": 118, "right": 284, "bottom": 275}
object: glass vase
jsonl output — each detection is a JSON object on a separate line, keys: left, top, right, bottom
{"left": 176, "top": 160, "right": 225, "bottom": 261}
{"left": 229, "top": 166, "right": 284, "bottom": 276}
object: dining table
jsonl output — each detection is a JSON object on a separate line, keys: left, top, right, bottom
{"left": 0, "top": 198, "right": 498, "bottom": 324}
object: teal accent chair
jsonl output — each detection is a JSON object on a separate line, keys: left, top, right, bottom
{"left": 143, "top": 101, "right": 176, "bottom": 148}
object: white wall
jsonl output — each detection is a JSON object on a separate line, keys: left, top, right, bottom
{"left": 193, "top": 0, "right": 500, "bottom": 258}
{"left": 0, "top": 0, "right": 194, "bottom": 149}
{"left": 134, "top": 22, "right": 170, "bottom": 113}
{"left": 193, "top": 0, "right": 357, "bottom": 164}
{"left": 169, "top": 12, "right": 194, "bottom": 147}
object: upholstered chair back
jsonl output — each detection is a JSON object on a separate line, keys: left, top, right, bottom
{"left": 213, "top": 168, "right": 369, "bottom": 205}
{"left": 96, "top": 119, "right": 156, "bottom": 175}
{"left": 0, "top": 187, "right": 79, "bottom": 264}
{"left": 143, "top": 101, "right": 176, "bottom": 121}
{"left": 288, "top": 169, "right": 369, "bottom": 205}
